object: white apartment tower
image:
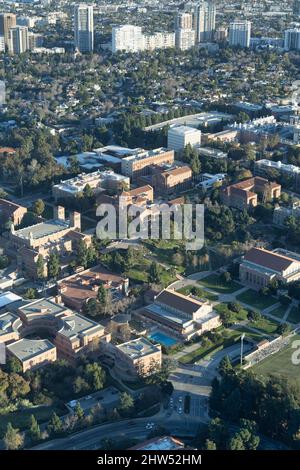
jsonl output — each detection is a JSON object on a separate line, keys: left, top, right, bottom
{"left": 229, "top": 20, "right": 251, "bottom": 48}
{"left": 284, "top": 28, "right": 300, "bottom": 51}
{"left": 74, "top": 4, "right": 94, "bottom": 53}
{"left": 112, "top": 25, "right": 144, "bottom": 52}
{"left": 8, "top": 26, "right": 29, "bottom": 54}
{"left": 194, "top": 1, "right": 216, "bottom": 43}
{"left": 175, "top": 28, "right": 195, "bottom": 50}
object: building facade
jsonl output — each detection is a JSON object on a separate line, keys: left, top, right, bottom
{"left": 229, "top": 20, "right": 251, "bottom": 48}
{"left": 168, "top": 126, "right": 201, "bottom": 151}
{"left": 74, "top": 4, "right": 94, "bottom": 53}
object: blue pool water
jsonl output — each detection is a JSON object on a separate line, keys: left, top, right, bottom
{"left": 148, "top": 331, "right": 177, "bottom": 347}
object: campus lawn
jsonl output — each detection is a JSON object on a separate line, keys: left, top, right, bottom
{"left": 287, "top": 307, "right": 300, "bottom": 325}
{"left": 252, "top": 335, "right": 300, "bottom": 386}
{"left": 126, "top": 258, "right": 176, "bottom": 287}
{"left": 248, "top": 316, "right": 280, "bottom": 336}
{"left": 198, "top": 274, "right": 242, "bottom": 294}
{"left": 236, "top": 289, "right": 278, "bottom": 311}
{"left": 179, "top": 326, "right": 262, "bottom": 365}
{"left": 214, "top": 303, "right": 248, "bottom": 322}
{"left": 269, "top": 305, "right": 288, "bottom": 320}
{"left": 0, "top": 405, "right": 66, "bottom": 438}
{"left": 178, "top": 285, "right": 218, "bottom": 302}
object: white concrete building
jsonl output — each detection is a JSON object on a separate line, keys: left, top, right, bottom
{"left": 8, "top": 26, "right": 29, "bottom": 54}
{"left": 175, "top": 28, "right": 195, "bottom": 50}
{"left": 74, "top": 4, "right": 94, "bottom": 53}
{"left": 229, "top": 20, "right": 251, "bottom": 48}
{"left": 168, "top": 126, "right": 201, "bottom": 151}
{"left": 112, "top": 25, "right": 174, "bottom": 53}
{"left": 284, "top": 28, "right": 300, "bottom": 51}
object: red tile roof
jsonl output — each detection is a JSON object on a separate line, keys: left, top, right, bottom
{"left": 244, "top": 248, "right": 296, "bottom": 273}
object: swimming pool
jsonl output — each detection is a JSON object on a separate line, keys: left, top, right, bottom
{"left": 148, "top": 330, "right": 178, "bottom": 347}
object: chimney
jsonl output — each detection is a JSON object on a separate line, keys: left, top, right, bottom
{"left": 54, "top": 206, "right": 65, "bottom": 221}
{"left": 70, "top": 211, "right": 81, "bottom": 231}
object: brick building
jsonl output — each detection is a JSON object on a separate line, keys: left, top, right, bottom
{"left": 221, "top": 177, "right": 281, "bottom": 210}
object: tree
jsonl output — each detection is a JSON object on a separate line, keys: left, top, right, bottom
{"left": 149, "top": 262, "right": 161, "bottom": 284}
{"left": 77, "top": 240, "right": 89, "bottom": 268}
{"left": 4, "top": 423, "right": 24, "bottom": 450}
{"left": 228, "top": 434, "right": 245, "bottom": 450}
{"left": 6, "top": 356, "right": 22, "bottom": 374}
{"left": 47, "top": 252, "right": 60, "bottom": 279}
{"left": 218, "top": 356, "right": 233, "bottom": 377}
{"left": 74, "top": 402, "right": 85, "bottom": 421}
{"left": 36, "top": 254, "right": 45, "bottom": 280}
{"left": 33, "top": 199, "right": 45, "bottom": 216}
{"left": 204, "top": 439, "right": 217, "bottom": 450}
{"left": 29, "top": 415, "right": 41, "bottom": 442}
{"left": 47, "top": 412, "right": 63, "bottom": 436}
{"left": 119, "top": 392, "right": 134, "bottom": 413}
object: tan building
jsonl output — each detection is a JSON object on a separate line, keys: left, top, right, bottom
{"left": 137, "top": 289, "right": 221, "bottom": 341}
{"left": 121, "top": 185, "right": 154, "bottom": 206}
{"left": 203, "top": 129, "right": 238, "bottom": 143}
{"left": 239, "top": 247, "right": 300, "bottom": 290}
{"left": 6, "top": 338, "right": 57, "bottom": 373}
{"left": 1, "top": 297, "right": 107, "bottom": 370}
{"left": 8, "top": 206, "right": 91, "bottom": 278}
{"left": 121, "top": 148, "right": 174, "bottom": 180}
{"left": 221, "top": 177, "right": 281, "bottom": 210}
{"left": 0, "top": 13, "right": 16, "bottom": 47}
{"left": 104, "top": 337, "right": 162, "bottom": 377}
{"left": 152, "top": 166, "right": 192, "bottom": 195}
{"left": 57, "top": 265, "right": 129, "bottom": 311}
{"left": 0, "top": 198, "right": 27, "bottom": 226}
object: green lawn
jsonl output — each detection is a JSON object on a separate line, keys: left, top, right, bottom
{"left": 252, "top": 335, "right": 300, "bottom": 386}
{"left": 214, "top": 303, "right": 248, "bottom": 322}
{"left": 198, "top": 274, "right": 242, "bottom": 294}
{"left": 179, "top": 327, "right": 260, "bottom": 364}
{"left": 248, "top": 316, "right": 280, "bottom": 336}
{"left": 287, "top": 307, "right": 300, "bottom": 325}
{"left": 178, "top": 285, "right": 218, "bottom": 302}
{"left": 0, "top": 405, "right": 66, "bottom": 438}
{"left": 236, "top": 289, "right": 278, "bottom": 311}
{"left": 269, "top": 305, "right": 288, "bottom": 320}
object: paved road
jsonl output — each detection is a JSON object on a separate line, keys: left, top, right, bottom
{"left": 31, "top": 416, "right": 201, "bottom": 450}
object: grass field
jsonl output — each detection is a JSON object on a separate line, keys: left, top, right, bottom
{"left": 236, "top": 289, "right": 278, "bottom": 311}
{"left": 248, "top": 316, "right": 280, "bottom": 336}
{"left": 177, "top": 285, "right": 218, "bottom": 302}
{"left": 253, "top": 335, "right": 300, "bottom": 385}
{"left": 269, "top": 305, "right": 288, "bottom": 320}
{"left": 198, "top": 274, "right": 242, "bottom": 294}
{"left": 287, "top": 307, "right": 300, "bottom": 325}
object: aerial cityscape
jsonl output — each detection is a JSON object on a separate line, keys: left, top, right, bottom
{"left": 0, "top": 0, "right": 300, "bottom": 460}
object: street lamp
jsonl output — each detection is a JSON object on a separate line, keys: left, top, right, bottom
{"left": 240, "top": 333, "right": 245, "bottom": 366}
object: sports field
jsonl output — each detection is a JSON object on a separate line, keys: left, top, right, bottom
{"left": 253, "top": 335, "right": 300, "bottom": 385}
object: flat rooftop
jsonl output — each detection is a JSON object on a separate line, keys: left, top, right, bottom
{"left": 7, "top": 338, "right": 55, "bottom": 361}
{"left": 59, "top": 313, "right": 104, "bottom": 339}
{"left": 14, "top": 219, "right": 69, "bottom": 240}
{"left": 0, "top": 292, "right": 22, "bottom": 310}
{"left": 117, "top": 337, "right": 160, "bottom": 359}
{"left": 0, "top": 311, "right": 19, "bottom": 336}
{"left": 19, "top": 298, "right": 67, "bottom": 318}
